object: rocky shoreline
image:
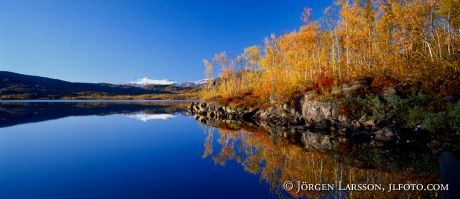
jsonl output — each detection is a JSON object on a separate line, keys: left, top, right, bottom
{"left": 190, "top": 102, "right": 435, "bottom": 151}
{"left": 189, "top": 80, "right": 459, "bottom": 155}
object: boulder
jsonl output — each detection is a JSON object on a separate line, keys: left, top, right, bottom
{"left": 374, "top": 127, "right": 397, "bottom": 142}
{"left": 302, "top": 92, "right": 341, "bottom": 123}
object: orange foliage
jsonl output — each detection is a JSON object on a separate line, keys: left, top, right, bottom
{"left": 202, "top": 0, "right": 460, "bottom": 103}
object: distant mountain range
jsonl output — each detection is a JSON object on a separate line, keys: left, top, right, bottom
{"left": 0, "top": 71, "right": 204, "bottom": 100}
{"left": 176, "top": 79, "right": 209, "bottom": 87}
{"left": 127, "top": 77, "right": 178, "bottom": 86}
{"left": 126, "top": 77, "right": 208, "bottom": 88}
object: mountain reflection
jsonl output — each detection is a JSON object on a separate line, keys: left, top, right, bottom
{"left": 125, "top": 112, "right": 176, "bottom": 122}
{"left": 201, "top": 126, "right": 441, "bottom": 199}
{"left": 0, "top": 101, "right": 189, "bottom": 128}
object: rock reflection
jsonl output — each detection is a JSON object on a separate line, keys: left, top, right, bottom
{"left": 201, "top": 126, "right": 441, "bottom": 199}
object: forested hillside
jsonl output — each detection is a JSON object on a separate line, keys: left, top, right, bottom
{"left": 0, "top": 71, "right": 198, "bottom": 100}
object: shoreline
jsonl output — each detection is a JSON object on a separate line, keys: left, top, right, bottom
{"left": 189, "top": 100, "right": 460, "bottom": 174}
{"left": 190, "top": 79, "right": 460, "bottom": 156}
{"left": 0, "top": 99, "right": 200, "bottom": 103}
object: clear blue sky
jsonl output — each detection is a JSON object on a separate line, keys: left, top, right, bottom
{"left": 0, "top": 0, "right": 332, "bottom": 83}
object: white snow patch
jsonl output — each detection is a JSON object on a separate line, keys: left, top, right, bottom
{"left": 127, "top": 77, "right": 177, "bottom": 86}
{"left": 125, "top": 113, "right": 176, "bottom": 122}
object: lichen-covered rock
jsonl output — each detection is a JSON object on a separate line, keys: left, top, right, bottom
{"left": 302, "top": 92, "right": 341, "bottom": 123}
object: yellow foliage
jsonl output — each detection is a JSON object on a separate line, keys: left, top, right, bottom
{"left": 202, "top": 0, "right": 460, "bottom": 103}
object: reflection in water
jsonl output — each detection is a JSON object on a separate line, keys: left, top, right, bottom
{"left": 201, "top": 126, "right": 441, "bottom": 199}
{"left": 0, "top": 101, "right": 276, "bottom": 199}
{"left": 0, "top": 101, "right": 189, "bottom": 128}
{"left": 125, "top": 112, "right": 176, "bottom": 122}
{"left": 0, "top": 101, "right": 452, "bottom": 198}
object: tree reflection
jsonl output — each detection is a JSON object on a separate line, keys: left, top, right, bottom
{"left": 201, "top": 126, "right": 441, "bottom": 199}
{"left": 202, "top": 126, "right": 214, "bottom": 159}
{"left": 212, "top": 129, "right": 242, "bottom": 166}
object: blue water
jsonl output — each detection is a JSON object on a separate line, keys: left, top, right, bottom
{"left": 0, "top": 106, "right": 273, "bottom": 199}
{"left": 0, "top": 101, "right": 453, "bottom": 199}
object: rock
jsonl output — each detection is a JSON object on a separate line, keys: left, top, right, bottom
{"left": 338, "top": 128, "right": 348, "bottom": 136}
{"left": 338, "top": 136, "right": 349, "bottom": 144}
{"left": 253, "top": 110, "right": 262, "bottom": 118}
{"left": 282, "top": 103, "right": 289, "bottom": 110}
{"left": 352, "top": 120, "right": 363, "bottom": 128}
{"left": 209, "top": 106, "right": 216, "bottom": 112}
{"left": 247, "top": 107, "right": 259, "bottom": 113}
{"left": 301, "top": 131, "right": 334, "bottom": 151}
{"left": 374, "top": 127, "right": 397, "bottom": 142}
{"left": 315, "top": 119, "right": 330, "bottom": 130}
{"left": 362, "top": 120, "right": 375, "bottom": 127}
{"left": 267, "top": 107, "right": 276, "bottom": 115}
{"left": 228, "top": 113, "right": 236, "bottom": 120}
{"left": 302, "top": 92, "right": 341, "bottom": 123}
{"left": 338, "top": 115, "right": 350, "bottom": 124}
{"left": 330, "top": 126, "right": 337, "bottom": 132}
{"left": 358, "top": 115, "right": 375, "bottom": 127}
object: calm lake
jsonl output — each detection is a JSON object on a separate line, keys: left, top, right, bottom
{"left": 0, "top": 101, "right": 455, "bottom": 199}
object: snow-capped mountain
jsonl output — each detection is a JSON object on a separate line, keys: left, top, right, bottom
{"left": 176, "top": 79, "right": 209, "bottom": 87}
{"left": 127, "top": 77, "right": 177, "bottom": 87}
{"left": 126, "top": 77, "right": 209, "bottom": 88}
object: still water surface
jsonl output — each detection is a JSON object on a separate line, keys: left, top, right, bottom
{"left": 0, "top": 101, "right": 450, "bottom": 199}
